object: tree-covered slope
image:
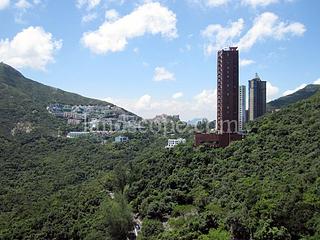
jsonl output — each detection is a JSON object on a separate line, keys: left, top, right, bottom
{"left": 127, "top": 91, "right": 320, "bottom": 240}
{"left": 267, "top": 84, "right": 320, "bottom": 112}
{"left": 0, "top": 62, "right": 135, "bottom": 137}
{"left": 0, "top": 132, "right": 167, "bottom": 239}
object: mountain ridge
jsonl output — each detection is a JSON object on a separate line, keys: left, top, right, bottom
{"left": 267, "top": 84, "right": 320, "bottom": 111}
{"left": 0, "top": 62, "right": 139, "bottom": 137}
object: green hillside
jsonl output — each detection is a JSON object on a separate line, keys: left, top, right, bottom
{"left": 267, "top": 84, "right": 320, "bottom": 112}
{"left": 0, "top": 62, "right": 134, "bottom": 137}
{"left": 1, "top": 62, "right": 320, "bottom": 239}
{"left": 126, "top": 91, "right": 320, "bottom": 240}
{"left": 0, "top": 90, "right": 319, "bottom": 239}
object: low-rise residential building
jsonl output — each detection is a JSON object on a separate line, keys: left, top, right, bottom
{"left": 67, "top": 132, "right": 90, "bottom": 138}
{"left": 67, "top": 119, "right": 82, "bottom": 125}
{"left": 115, "top": 136, "right": 129, "bottom": 143}
{"left": 165, "top": 138, "right": 186, "bottom": 149}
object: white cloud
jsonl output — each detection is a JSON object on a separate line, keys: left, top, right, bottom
{"left": 241, "top": 0, "right": 278, "bottom": 7}
{"left": 15, "top": 0, "right": 31, "bottom": 9}
{"left": 0, "top": 0, "right": 9, "bottom": 10}
{"left": 105, "top": 9, "right": 119, "bottom": 22}
{"left": 238, "top": 12, "right": 306, "bottom": 51}
{"left": 314, "top": 78, "right": 320, "bottom": 85}
{"left": 105, "top": 88, "right": 217, "bottom": 120}
{"left": 202, "top": 19, "right": 244, "bottom": 55}
{"left": 82, "top": 12, "right": 97, "bottom": 23}
{"left": 0, "top": 26, "right": 62, "bottom": 70}
{"left": 282, "top": 83, "right": 307, "bottom": 96}
{"left": 77, "top": 0, "right": 101, "bottom": 10}
{"left": 172, "top": 92, "right": 183, "bottom": 99}
{"left": 266, "top": 81, "right": 279, "bottom": 101}
{"left": 135, "top": 94, "right": 152, "bottom": 110}
{"left": 81, "top": 2, "right": 177, "bottom": 54}
{"left": 202, "top": 12, "right": 305, "bottom": 55}
{"left": 153, "top": 67, "right": 175, "bottom": 82}
{"left": 240, "top": 58, "right": 255, "bottom": 67}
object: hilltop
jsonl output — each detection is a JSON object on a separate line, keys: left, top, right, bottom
{"left": 267, "top": 84, "right": 320, "bottom": 112}
{"left": 0, "top": 63, "right": 138, "bottom": 137}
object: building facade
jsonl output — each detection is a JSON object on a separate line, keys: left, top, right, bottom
{"left": 239, "top": 85, "right": 246, "bottom": 131}
{"left": 194, "top": 132, "right": 243, "bottom": 148}
{"left": 165, "top": 138, "right": 186, "bottom": 149}
{"left": 248, "top": 73, "right": 267, "bottom": 121}
{"left": 114, "top": 136, "right": 129, "bottom": 143}
{"left": 217, "top": 47, "right": 239, "bottom": 133}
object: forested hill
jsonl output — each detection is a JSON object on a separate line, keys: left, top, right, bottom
{"left": 0, "top": 62, "right": 136, "bottom": 137}
{"left": 126, "top": 91, "right": 320, "bottom": 240}
{"left": 267, "top": 84, "right": 320, "bottom": 112}
{"left": 1, "top": 61, "right": 320, "bottom": 239}
{"left": 0, "top": 90, "right": 319, "bottom": 239}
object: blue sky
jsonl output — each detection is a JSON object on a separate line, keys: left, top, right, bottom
{"left": 1, "top": 0, "right": 320, "bottom": 120}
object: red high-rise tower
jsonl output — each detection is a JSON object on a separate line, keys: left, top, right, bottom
{"left": 217, "top": 47, "right": 239, "bottom": 133}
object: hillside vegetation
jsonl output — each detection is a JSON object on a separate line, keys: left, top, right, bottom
{"left": 0, "top": 63, "right": 134, "bottom": 137}
{"left": 1, "top": 63, "right": 320, "bottom": 239}
{"left": 126, "top": 91, "right": 320, "bottom": 240}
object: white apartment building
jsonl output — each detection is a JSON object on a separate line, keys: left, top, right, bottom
{"left": 165, "top": 138, "right": 186, "bottom": 149}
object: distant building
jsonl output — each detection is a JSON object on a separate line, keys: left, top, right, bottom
{"left": 239, "top": 85, "right": 246, "bottom": 131}
{"left": 114, "top": 136, "right": 129, "bottom": 143}
{"left": 165, "top": 138, "right": 186, "bottom": 149}
{"left": 217, "top": 47, "right": 239, "bottom": 134}
{"left": 67, "top": 132, "right": 90, "bottom": 138}
{"left": 67, "top": 119, "right": 82, "bottom": 125}
{"left": 248, "top": 73, "right": 267, "bottom": 121}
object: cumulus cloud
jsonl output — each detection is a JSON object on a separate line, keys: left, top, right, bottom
{"left": 0, "top": 0, "right": 9, "bottom": 10}
{"left": 81, "top": 2, "right": 177, "bottom": 54}
{"left": 77, "top": 0, "right": 101, "bottom": 10}
{"left": 240, "top": 58, "right": 255, "bottom": 67}
{"left": 238, "top": 12, "right": 306, "bottom": 51}
{"left": 314, "top": 78, "right": 320, "bottom": 85}
{"left": 266, "top": 81, "right": 279, "bottom": 101}
{"left": 282, "top": 83, "right": 307, "bottom": 96}
{"left": 153, "top": 67, "right": 175, "bottom": 82}
{"left": 0, "top": 26, "right": 62, "bottom": 70}
{"left": 105, "top": 88, "right": 217, "bottom": 120}
{"left": 172, "top": 92, "right": 183, "bottom": 99}
{"left": 202, "top": 12, "right": 305, "bottom": 54}
{"left": 202, "top": 18, "right": 244, "bottom": 55}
